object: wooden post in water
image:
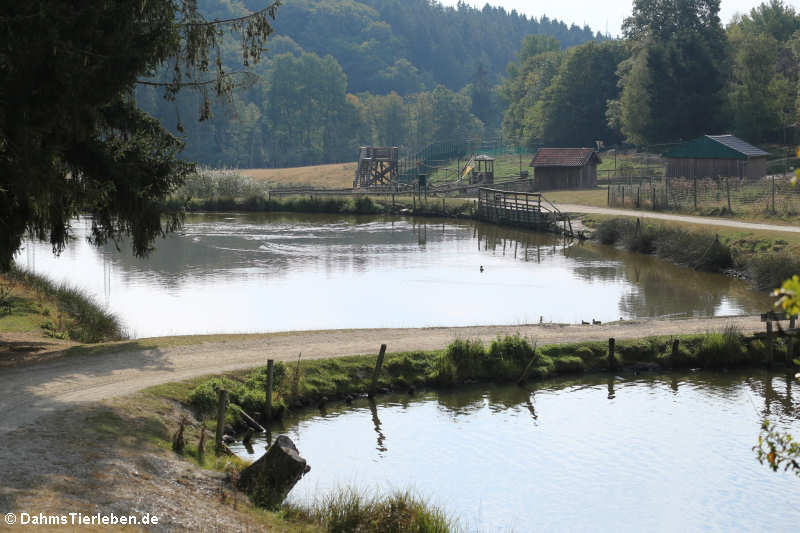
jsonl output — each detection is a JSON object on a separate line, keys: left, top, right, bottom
{"left": 215, "top": 388, "right": 228, "bottom": 456}
{"left": 266, "top": 359, "right": 274, "bottom": 421}
{"left": 608, "top": 338, "right": 616, "bottom": 370}
{"left": 766, "top": 321, "right": 774, "bottom": 367}
{"left": 369, "top": 344, "right": 387, "bottom": 397}
{"left": 670, "top": 339, "right": 680, "bottom": 369}
{"left": 789, "top": 316, "right": 797, "bottom": 365}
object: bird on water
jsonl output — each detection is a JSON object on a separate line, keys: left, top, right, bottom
{"left": 480, "top": 265, "right": 484, "bottom": 273}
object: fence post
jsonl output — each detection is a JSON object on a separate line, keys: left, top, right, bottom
{"left": 772, "top": 175, "right": 776, "bottom": 213}
{"left": 607, "top": 185, "right": 610, "bottom": 206}
{"left": 608, "top": 338, "right": 616, "bottom": 370}
{"left": 215, "top": 388, "right": 229, "bottom": 456}
{"left": 369, "top": 344, "right": 387, "bottom": 397}
{"left": 694, "top": 177, "right": 698, "bottom": 210}
{"left": 266, "top": 359, "right": 274, "bottom": 421}
{"left": 726, "top": 178, "right": 731, "bottom": 212}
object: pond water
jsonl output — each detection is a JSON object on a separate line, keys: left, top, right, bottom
{"left": 17, "top": 213, "right": 770, "bottom": 338}
{"left": 233, "top": 372, "right": 800, "bottom": 532}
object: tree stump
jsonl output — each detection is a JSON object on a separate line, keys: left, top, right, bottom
{"left": 237, "top": 435, "right": 310, "bottom": 509}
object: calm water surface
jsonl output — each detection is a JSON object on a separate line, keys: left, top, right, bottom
{"left": 18, "top": 213, "right": 770, "bottom": 337}
{"left": 234, "top": 372, "right": 800, "bottom": 532}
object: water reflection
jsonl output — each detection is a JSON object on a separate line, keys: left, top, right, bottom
{"left": 367, "top": 398, "right": 387, "bottom": 454}
{"left": 18, "top": 213, "right": 771, "bottom": 337}
{"left": 231, "top": 372, "right": 800, "bottom": 532}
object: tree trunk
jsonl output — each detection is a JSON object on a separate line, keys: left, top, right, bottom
{"left": 237, "top": 435, "right": 310, "bottom": 509}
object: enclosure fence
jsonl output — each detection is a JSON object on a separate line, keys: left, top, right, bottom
{"left": 607, "top": 176, "right": 800, "bottom": 215}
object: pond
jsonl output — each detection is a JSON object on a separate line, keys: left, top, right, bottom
{"left": 18, "top": 213, "right": 770, "bottom": 338}
{"left": 233, "top": 372, "right": 800, "bottom": 532}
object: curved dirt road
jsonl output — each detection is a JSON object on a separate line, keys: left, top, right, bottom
{"left": 557, "top": 203, "right": 800, "bottom": 233}
{"left": 0, "top": 315, "right": 766, "bottom": 434}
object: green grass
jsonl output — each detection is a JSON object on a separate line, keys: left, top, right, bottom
{"left": 285, "top": 489, "right": 454, "bottom": 533}
{"left": 1, "top": 267, "right": 125, "bottom": 343}
{"left": 170, "top": 331, "right": 784, "bottom": 436}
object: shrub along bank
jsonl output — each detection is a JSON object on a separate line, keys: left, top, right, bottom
{"left": 588, "top": 217, "right": 800, "bottom": 292}
{"left": 177, "top": 331, "right": 790, "bottom": 431}
{"left": 170, "top": 194, "right": 477, "bottom": 219}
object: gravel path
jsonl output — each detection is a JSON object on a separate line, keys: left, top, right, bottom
{"left": 557, "top": 204, "right": 800, "bottom": 233}
{"left": 0, "top": 315, "right": 766, "bottom": 434}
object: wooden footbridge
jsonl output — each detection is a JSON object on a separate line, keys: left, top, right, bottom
{"left": 477, "top": 188, "right": 574, "bottom": 237}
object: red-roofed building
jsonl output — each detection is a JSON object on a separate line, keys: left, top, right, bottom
{"left": 529, "top": 148, "right": 601, "bottom": 190}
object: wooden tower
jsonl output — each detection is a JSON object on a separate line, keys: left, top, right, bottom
{"left": 353, "top": 146, "right": 399, "bottom": 189}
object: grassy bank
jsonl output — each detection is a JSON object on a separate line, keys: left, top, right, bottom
{"left": 1, "top": 266, "right": 126, "bottom": 343}
{"left": 156, "top": 331, "right": 788, "bottom": 434}
{"left": 585, "top": 216, "right": 800, "bottom": 292}
{"left": 174, "top": 193, "right": 477, "bottom": 219}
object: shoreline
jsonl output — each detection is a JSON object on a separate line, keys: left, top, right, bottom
{"left": 0, "top": 314, "right": 770, "bottom": 435}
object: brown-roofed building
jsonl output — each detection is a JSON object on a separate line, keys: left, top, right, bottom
{"left": 529, "top": 148, "right": 600, "bottom": 190}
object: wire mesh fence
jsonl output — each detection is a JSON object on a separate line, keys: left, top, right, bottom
{"left": 607, "top": 176, "right": 800, "bottom": 215}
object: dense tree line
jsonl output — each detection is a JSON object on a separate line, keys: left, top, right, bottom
{"left": 503, "top": 0, "right": 800, "bottom": 149}
{"left": 238, "top": 0, "right": 601, "bottom": 93}
{"left": 138, "top": 0, "right": 800, "bottom": 170}
{"left": 141, "top": 0, "right": 591, "bottom": 167}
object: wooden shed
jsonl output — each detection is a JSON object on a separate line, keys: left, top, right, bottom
{"left": 529, "top": 148, "right": 600, "bottom": 190}
{"left": 662, "top": 135, "right": 769, "bottom": 180}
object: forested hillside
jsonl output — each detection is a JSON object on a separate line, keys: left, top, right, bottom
{"left": 136, "top": 0, "right": 600, "bottom": 168}
{"left": 137, "top": 0, "right": 800, "bottom": 171}
{"left": 235, "top": 0, "right": 599, "bottom": 93}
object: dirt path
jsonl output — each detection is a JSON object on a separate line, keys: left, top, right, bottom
{"left": 556, "top": 203, "right": 800, "bottom": 233}
{"left": 0, "top": 315, "right": 766, "bottom": 434}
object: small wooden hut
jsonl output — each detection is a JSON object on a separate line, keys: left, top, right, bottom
{"left": 662, "top": 135, "right": 769, "bottom": 180}
{"left": 529, "top": 148, "right": 600, "bottom": 190}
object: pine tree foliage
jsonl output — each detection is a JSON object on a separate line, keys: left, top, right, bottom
{"left": 0, "top": 0, "right": 279, "bottom": 270}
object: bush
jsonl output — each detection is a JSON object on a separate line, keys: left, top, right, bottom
{"left": 487, "top": 334, "right": 537, "bottom": 379}
{"left": 593, "top": 219, "right": 630, "bottom": 245}
{"left": 439, "top": 339, "right": 486, "bottom": 382}
{"left": 747, "top": 253, "right": 800, "bottom": 291}
{"left": 696, "top": 324, "right": 745, "bottom": 368}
